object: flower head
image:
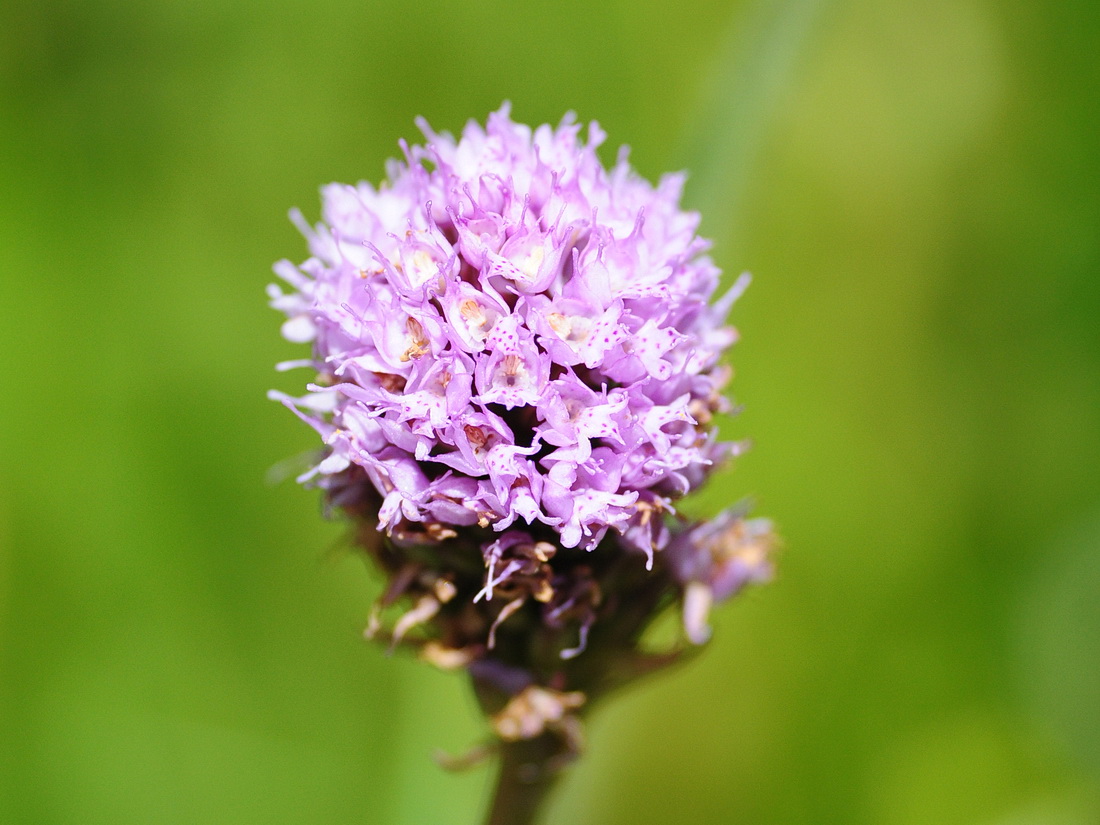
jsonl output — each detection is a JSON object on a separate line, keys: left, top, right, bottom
{"left": 272, "top": 105, "right": 742, "bottom": 557}
{"left": 271, "top": 107, "right": 771, "bottom": 751}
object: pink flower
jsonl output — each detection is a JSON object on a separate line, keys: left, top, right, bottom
{"left": 271, "top": 106, "right": 768, "bottom": 658}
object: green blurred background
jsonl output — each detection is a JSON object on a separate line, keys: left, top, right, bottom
{"left": 2, "top": 0, "right": 1098, "bottom": 822}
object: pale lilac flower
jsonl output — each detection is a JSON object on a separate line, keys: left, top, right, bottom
{"left": 666, "top": 510, "right": 774, "bottom": 644}
{"left": 272, "top": 105, "right": 742, "bottom": 560}
{"left": 272, "top": 106, "right": 771, "bottom": 680}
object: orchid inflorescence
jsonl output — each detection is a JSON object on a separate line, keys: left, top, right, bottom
{"left": 270, "top": 105, "right": 772, "bottom": 767}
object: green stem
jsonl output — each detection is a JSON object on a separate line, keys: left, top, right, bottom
{"left": 485, "top": 734, "right": 562, "bottom": 825}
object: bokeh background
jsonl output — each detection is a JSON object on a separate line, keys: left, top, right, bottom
{"left": 2, "top": 0, "right": 1098, "bottom": 822}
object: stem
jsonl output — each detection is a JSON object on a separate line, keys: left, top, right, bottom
{"left": 485, "top": 734, "right": 562, "bottom": 825}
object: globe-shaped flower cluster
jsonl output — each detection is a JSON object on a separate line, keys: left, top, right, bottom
{"left": 271, "top": 105, "right": 746, "bottom": 571}
{"left": 271, "top": 107, "right": 775, "bottom": 763}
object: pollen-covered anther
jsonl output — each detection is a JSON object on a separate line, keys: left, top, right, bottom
{"left": 491, "top": 686, "right": 587, "bottom": 742}
{"left": 688, "top": 398, "right": 714, "bottom": 425}
{"left": 690, "top": 382, "right": 731, "bottom": 424}
{"left": 459, "top": 299, "right": 489, "bottom": 331}
{"left": 464, "top": 425, "right": 488, "bottom": 453}
{"left": 635, "top": 498, "right": 665, "bottom": 528}
{"left": 374, "top": 371, "right": 407, "bottom": 393}
{"left": 547, "top": 312, "right": 590, "bottom": 344}
{"left": 547, "top": 312, "right": 570, "bottom": 337}
{"left": 709, "top": 518, "right": 774, "bottom": 568}
{"left": 497, "top": 354, "right": 528, "bottom": 388}
{"left": 401, "top": 317, "right": 430, "bottom": 362}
